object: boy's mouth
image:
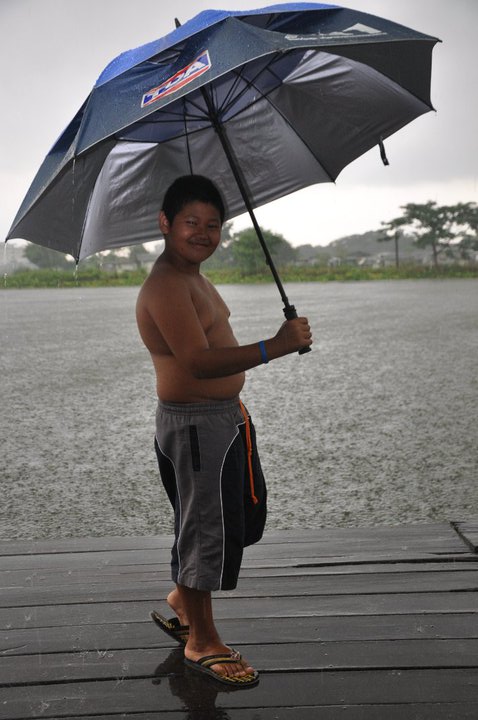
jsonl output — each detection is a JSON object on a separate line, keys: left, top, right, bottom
{"left": 189, "top": 240, "right": 209, "bottom": 247}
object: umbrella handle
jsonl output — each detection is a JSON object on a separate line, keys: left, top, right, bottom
{"left": 283, "top": 304, "right": 312, "bottom": 355}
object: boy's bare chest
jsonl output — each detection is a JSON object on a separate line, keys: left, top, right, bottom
{"left": 189, "top": 279, "right": 229, "bottom": 334}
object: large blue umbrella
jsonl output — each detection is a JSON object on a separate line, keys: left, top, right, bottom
{"left": 6, "top": 2, "right": 439, "bottom": 318}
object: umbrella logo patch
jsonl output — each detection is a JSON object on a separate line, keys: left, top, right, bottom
{"left": 141, "top": 50, "right": 212, "bottom": 107}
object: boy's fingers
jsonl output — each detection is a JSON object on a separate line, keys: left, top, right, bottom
{"left": 291, "top": 323, "right": 312, "bottom": 346}
{"left": 276, "top": 317, "right": 313, "bottom": 353}
{"left": 295, "top": 318, "right": 312, "bottom": 338}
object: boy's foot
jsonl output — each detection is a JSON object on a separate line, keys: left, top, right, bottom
{"left": 184, "top": 643, "right": 257, "bottom": 684}
{"left": 184, "top": 647, "right": 259, "bottom": 687}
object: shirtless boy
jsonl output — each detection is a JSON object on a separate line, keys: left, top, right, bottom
{"left": 136, "top": 175, "right": 312, "bottom": 687}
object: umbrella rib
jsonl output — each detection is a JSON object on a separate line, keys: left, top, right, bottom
{"left": 137, "top": 103, "right": 208, "bottom": 125}
{"left": 215, "top": 70, "right": 249, "bottom": 116}
{"left": 217, "top": 56, "right": 280, "bottom": 117}
{"left": 119, "top": 100, "right": 211, "bottom": 142}
{"left": 182, "top": 97, "right": 194, "bottom": 174}
{"left": 214, "top": 54, "right": 336, "bottom": 182}
{"left": 233, "top": 54, "right": 336, "bottom": 183}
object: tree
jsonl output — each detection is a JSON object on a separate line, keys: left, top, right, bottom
{"left": 381, "top": 202, "right": 478, "bottom": 268}
{"left": 202, "top": 222, "right": 235, "bottom": 269}
{"left": 230, "top": 228, "right": 296, "bottom": 275}
{"left": 23, "top": 242, "right": 74, "bottom": 269}
{"left": 451, "top": 203, "right": 478, "bottom": 259}
{"left": 127, "top": 243, "right": 152, "bottom": 269}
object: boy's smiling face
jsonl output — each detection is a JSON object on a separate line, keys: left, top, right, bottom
{"left": 160, "top": 201, "right": 222, "bottom": 270}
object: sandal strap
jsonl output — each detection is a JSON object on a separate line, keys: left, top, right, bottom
{"left": 198, "top": 652, "right": 242, "bottom": 668}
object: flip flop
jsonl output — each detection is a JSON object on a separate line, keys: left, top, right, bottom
{"left": 184, "top": 649, "right": 259, "bottom": 688}
{"left": 150, "top": 611, "right": 189, "bottom": 645}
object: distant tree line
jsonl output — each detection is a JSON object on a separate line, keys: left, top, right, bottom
{"left": 22, "top": 243, "right": 158, "bottom": 271}
{"left": 21, "top": 224, "right": 298, "bottom": 275}
{"left": 380, "top": 201, "right": 478, "bottom": 268}
{"left": 19, "top": 201, "right": 478, "bottom": 273}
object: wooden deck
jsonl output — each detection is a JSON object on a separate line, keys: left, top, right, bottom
{"left": 1, "top": 520, "right": 478, "bottom": 719}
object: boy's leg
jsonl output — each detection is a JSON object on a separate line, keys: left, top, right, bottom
{"left": 175, "top": 583, "right": 255, "bottom": 679}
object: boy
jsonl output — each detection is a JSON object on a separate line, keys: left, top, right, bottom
{"left": 136, "top": 175, "right": 312, "bottom": 687}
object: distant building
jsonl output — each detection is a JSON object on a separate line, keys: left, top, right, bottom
{"left": 99, "top": 253, "right": 156, "bottom": 273}
{"left": 327, "top": 256, "right": 342, "bottom": 267}
{"left": 358, "top": 252, "right": 395, "bottom": 268}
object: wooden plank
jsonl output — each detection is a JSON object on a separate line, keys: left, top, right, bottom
{"left": 2, "top": 613, "right": 477, "bottom": 656}
{"left": 2, "top": 590, "right": 478, "bottom": 632}
{"left": 55, "top": 706, "right": 478, "bottom": 720}
{"left": 262, "top": 522, "right": 469, "bottom": 544}
{"left": 3, "top": 639, "right": 478, "bottom": 687}
{"left": 0, "top": 522, "right": 470, "bottom": 567}
{"left": 2, "top": 568, "right": 478, "bottom": 608}
{"left": 453, "top": 521, "right": 478, "bottom": 553}
{"left": 0, "top": 521, "right": 462, "bottom": 556}
{"left": 0, "top": 543, "right": 472, "bottom": 573}
{"left": 3, "top": 556, "right": 474, "bottom": 595}
{"left": 243, "top": 556, "right": 478, "bottom": 573}
{"left": 244, "top": 551, "right": 474, "bottom": 566}
{"left": 228, "top": 569, "right": 478, "bottom": 595}
{"left": 2, "top": 557, "right": 477, "bottom": 591}
{"left": 2, "top": 670, "right": 478, "bottom": 718}
{"left": 243, "top": 539, "right": 470, "bottom": 560}
{"left": 1, "top": 611, "right": 475, "bottom": 657}
{"left": 0, "top": 535, "right": 174, "bottom": 557}
{"left": 0, "top": 530, "right": 331, "bottom": 557}
{"left": 2, "top": 551, "right": 474, "bottom": 578}
{"left": 0, "top": 548, "right": 171, "bottom": 571}
{"left": 261, "top": 522, "right": 465, "bottom": 544}
{"left": 2, "top": 558, "right": 477, "bottom": 589}
{"left": 0, "top": 579, "right": 174, "bottom": 607}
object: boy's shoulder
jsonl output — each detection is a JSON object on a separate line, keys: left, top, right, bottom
{"left": 144, "top": 258, "right": 183, "bottom": 286}
{"left": 140, "top": 258, "right": 210, "bottom": 305}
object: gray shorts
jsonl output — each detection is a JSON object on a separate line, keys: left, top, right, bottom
{"left": 154, "top": 398, "right": 267, "bottom": 591}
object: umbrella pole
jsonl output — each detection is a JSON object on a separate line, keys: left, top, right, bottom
{"left": 200, "top": 87, "right": 306, "bottom": 332}
{"left": 174, "top": 15, "right": 308, "bottom": 348}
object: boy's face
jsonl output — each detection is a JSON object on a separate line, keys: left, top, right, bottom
{"left": 159, "top": 201, "right": 222, "bottom": 267}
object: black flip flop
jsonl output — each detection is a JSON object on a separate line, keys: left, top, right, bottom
{"left": 184, "top": 649, "right": 259, "bottom": 688}
{"left": 150, "top": 611, "right": 189, "bottom": 645}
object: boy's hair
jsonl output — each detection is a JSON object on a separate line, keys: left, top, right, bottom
{"left": 162, "top": 175, "right": 226, "bottom": 225}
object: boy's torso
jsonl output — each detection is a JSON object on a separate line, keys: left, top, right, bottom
{"left": 136, "top": 264, "right": 245, "bottom": 402}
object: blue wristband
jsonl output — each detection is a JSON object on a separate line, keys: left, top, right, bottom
{"left": 258, "top": 340, "right": 269, "bottom": 364}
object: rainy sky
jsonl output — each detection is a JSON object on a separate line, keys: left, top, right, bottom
{"left": 1, "top": 0, "right": 476, "bottom": 248}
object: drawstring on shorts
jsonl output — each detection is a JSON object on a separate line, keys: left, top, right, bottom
{"left": 239, "top": 400, "right": 259, "bottom": 505}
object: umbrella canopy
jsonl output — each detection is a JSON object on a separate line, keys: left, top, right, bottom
{"left": 6, "top": 2, "right": 439, "bottom": 263}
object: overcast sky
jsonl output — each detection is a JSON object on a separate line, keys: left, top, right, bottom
{"left": 1, "top": 0, "right": 477, "bottom": 249}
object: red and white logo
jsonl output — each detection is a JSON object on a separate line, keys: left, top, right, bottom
{"left": 141, "top": 50, "right": 212, "bottom": 108}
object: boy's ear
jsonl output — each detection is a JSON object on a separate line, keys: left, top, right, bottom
{"left": 159, "top": 211, "right": 169, "bottom": 235}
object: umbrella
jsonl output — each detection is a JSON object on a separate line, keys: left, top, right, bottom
{"left": 6, "top": 2, "right": 439, "bottom": 322}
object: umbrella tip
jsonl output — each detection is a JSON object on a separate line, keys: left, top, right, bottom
{"left": 174, "top": 17, "right": 181, "bottom": 28}
{"left": 379, "top": 136, "right": 390, "bottom": 166}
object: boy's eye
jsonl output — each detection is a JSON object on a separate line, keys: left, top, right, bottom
{"left": 185, "top": 219, "right": 219, "bottom": 230}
